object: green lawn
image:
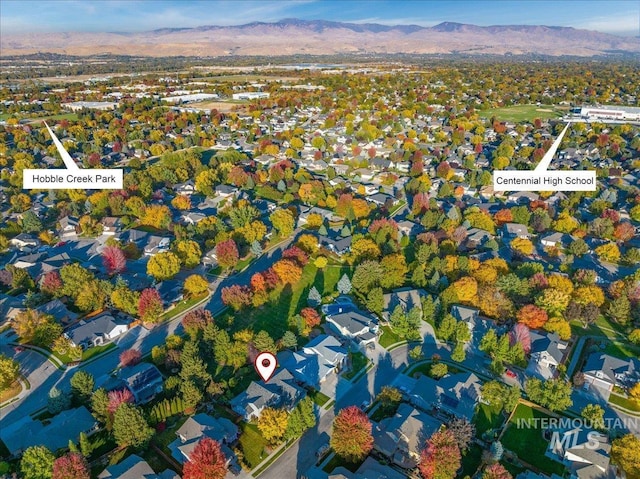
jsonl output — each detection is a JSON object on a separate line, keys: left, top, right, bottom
{"left": 379, "top": 325, "right": 403, "bottom": 348}
{"left": 501, "top": 404, "right": 567, "bottom": 476}
{"left": 500, "top": 460, "right": 527, "bottom": 477}
{"left": 26, "top": 112, "right": 79, "bottom": 123}
{"left": 474, "top": 403, "right": 505, "bottom": 436}
{"left": 609, "top": 392, "right": 640, "bottom": 412}
{"left": 406, "top": 361, "right": 462, "bottom": 379}
{"left": 478, "top": 104, "right": 562, "bottom": 122}
{"left": 570, "top": 316, "right": 628, "bottom": 340}
{"left": 159, "top": 293, "right": 208, "bottom": 322}
{"left": 343, "top": 352, "right": 368, "bottom": 380}
{"left": 309, "top": 389, "right": 331, "bottom": 407}
{"left": 603, "top": 341, "right": 640, "bottom": 360}
{"left": 238, "top": 422, "right": 269, "bottom": 469}
{"left": 460, "top": 444, "right": 484, "bottom": 478}
{"left": 51, "top": 342, "right": 115, "bottom": 364}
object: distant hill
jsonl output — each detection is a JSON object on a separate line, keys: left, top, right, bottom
{"left": 2, "top": 18, "right": 639, "bottom": 57}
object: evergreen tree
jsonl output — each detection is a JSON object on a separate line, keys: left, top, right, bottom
{"left": 337, "top": 274, "right": 352, "bottom": 294}
{"left": 438, "top": 314, "right": 457, "bottom": 341}
{"left": 250, "top": 240, "right": 263, "bottom": 257}
{"left": 451, "top": 343, "right": 466, "bottom": 362}
{"left": 421, "top": 295, "right": 436, "bottom": 322}
{"left": 307, "top": 286, "right": 322, "bottom": 307}
{"left": 280, "top": 331, "right": 298, "bottom": 349}
{"left": 47, "top": 386, "right": 70, "bottom": 414}
{"left": 490, "top": 441, "right": 504, "bottom": 461}
{"left": 79, "top": 432, "right": 91, "bottom": 458}
{"left": 366, "top": 287, "right": 384, "bottom": 315}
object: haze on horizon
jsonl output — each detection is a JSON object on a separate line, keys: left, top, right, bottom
{"left": 1, "top": 0, "right": 639, "bottom": 37}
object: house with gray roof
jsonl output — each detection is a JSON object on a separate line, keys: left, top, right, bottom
{"left": 230, "top": 368, "right": 306, "bottom": 421}
{"left": 527, "top": 331, "right": 568, "bottom": 380}
{"left": 324, "top": 306, "right": 379, "bottom": 348}
{"left": 382, "top": 288, "right": 428, "bottom": 322}
{"left": 36, "top": 299, "right": 78, "bottom": 326}
{"left": 0, "top": 406, "right": 98, "bottom": 456}
{"left": 540, "top": 232, "right": 576, "bottom": 249}
{"left": 65, "top": 312, "right": 131, "bottom": 349}
{"left": 373, "top": 403, "right": 443, "bottom": 469}
{"left": 278, "top": 334, "right": 347, "bottom": 388}
{"left": 409, "top": 372, "right": 484, "bottom": 419}
{"left": 98, "top": 454, "right": 178, "bottom": 479}
{"left": 451, "top": 305, "right": 495, "bottom": 354}
{"left": 168, "top": 413, "right": 239, "bottom": 471}
{"left": 120, "top": 362, "right": 164, "bottom": 404}
{"left": 547, "top": 428, "right": 615, "bottom": 479}
{"left": 501, "top": 223, "right": 530, "bottom": 239}
{"left": 582, "top": 352, "right": 640, "bottom": 392}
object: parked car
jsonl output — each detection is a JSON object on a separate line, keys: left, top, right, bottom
{"left": 505, "top": 369, "right": 517, "bottom": 379}
{"left": 316, "top": 443, "right": 330, "bottom": 459}
{"left": 360, "top": 400, "right": 371, "bottom": 411}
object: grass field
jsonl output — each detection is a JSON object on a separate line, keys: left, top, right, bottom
{"left": 501, "top": 403, "right": 567, "bottom": 476}
{"left": 478, "top": 104, "right": 562, "bottom": 122}
{"left": 474, "top": 403, "right": 505, "bottom": 436}
{"left": 609, "top": 392, "right": 640, "bottom": 412}
{"left": 378, "top": 325, "right": 403, "bottom": 348}
{"left": 309, "top": 389, "right": 331, "bottom": 407}
{"left": 239, "top": 422, "right": 270, "bottom": 469}
{"left": 186, "top": 100, "right": 248, "bottom": 112}
{"left": 460, "top": 444, "right": 484, "bottom": 478}
{"left": 343, "top": 352, "right": 368, "bottom": 380}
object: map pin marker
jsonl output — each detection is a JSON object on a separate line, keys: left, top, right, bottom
{"left": 255, "top": 352, "right": 277, "bottom": 382}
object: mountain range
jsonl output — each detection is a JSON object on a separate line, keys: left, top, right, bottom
{"left": 2, "top": 18, "right": 639, "bottom": 57}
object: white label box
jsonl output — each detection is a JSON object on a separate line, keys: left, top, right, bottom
{"left": 23, "top": 169, "right": 124, "bottom": 189}
{"left": 493, "top": 170, "right": 597, "bottom": 192}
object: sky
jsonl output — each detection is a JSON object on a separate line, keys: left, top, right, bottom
{"left": 1, "top": 0, "right": 639, "bottom": 36}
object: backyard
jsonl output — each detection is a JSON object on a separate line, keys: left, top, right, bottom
{"left": 501, "top": 403, "right": 567, "bottom": 476}
{"left": 478, "top": 104, "right": 563, "bottom": 122}
{"left": 342, "top": 352, "right": 369, "bottom": 380}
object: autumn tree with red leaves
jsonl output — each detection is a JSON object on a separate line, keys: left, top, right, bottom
{"left": 119, "top": 349, "right": 141, "bottom": 368}
{"left": 102, "top": 246, "right": 127, "bottom": 275}
{"left": 138, "top": 288, "right": 164, "bottom": 323}
{"left": 183, "top": 437, "right": 228, "bottom": 479}
{"left": 516, "top": 304, "right": 548, "bottom": 329}
{"left": 510, "top": 323, "right": 532, "bottom": 354}
{"left": 107, "top": 388, "right": 134, "bottom": 415}
{"left": 419, "top": 429, "right": 461, "bottom": 479}
{"left": 483, "top": 464, "right": 513, "bottom": 479}
{"left": 282, "top": 246, "right": 309, "bottom": 266}
{"left": 300, "top": 307, "right": 321, "bottom": 329}
{"left": 41, "top": 270, "right": 63, "bottom": 295}
{"left": 52, "top": 452, "right": 90, "bottom": 479}
{"left": 330, "top": 406, "right": 373, "bottom": 462}
{"left": 215, "top": 239, "right": 239, "bottom": 270}
{"left": 221, "top": 285, "right": 252, "bottom": 311}
{"left": 182, "top": 309, "right": 214, "bottom": 339}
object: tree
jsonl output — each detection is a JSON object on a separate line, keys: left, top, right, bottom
{"left": 111, "top": 286, "right": 140, "bottom": 316}
{"left": 581, "top": 404, "right": 605, "bottom": 430}
{"left": 300, "top": 307, "right": 321, "bottom": 331}
{"left": 337, "top": 274, "right": 352, "bottom": 294}
{"left": 147, "top": 251, "right": 181, "bottom": 280}
{"left": 438, "top": 314, "right": 458, "bottom": 342}
{"left": 52, "top": 453, "right": 89, "bottom": 479}
{"left": 307, "top": 286, "right": 322, "bottom": 307}
{"left": 451, "top": 343, "right": 466, "bottom": 362}
{"left": 524, "top": 378, "right": 573, "bottom": 411}
{"left": 483, "top": 463, "right": 512, "bottom": 479}
{"left": 511, "top": 238, "right": 534, "bottom": 256}
{"left": 70, "top": 371, "right": 94, "bottom": 403}
{"left": 221, "top": 285, "right": 252, "bottom": 311}
{"left": 366, "top": 287, "right": 384, "bottom": 315}
{"left": 419, "top": 429, "right": 461, "bottom": 479}
{"left": 41, "top": 270, "right": 63, "bottom": 296}
{"left": 273, "top": 258, "right": 303, "bottom": 284}
{"left": 595, "top": 243, "right": 621, "bottom": 263}
{"left": 108, "top": 388, "right": 134, "bottom": 415}
{"left": 175, "top": 240, "right": 202, "bottom": 269}
{"left": 331, "top": 406, "right": 373, "bottom": 462}
{"left": 20, "top": 446, "right": 55, "bottom": 479}
{"left": 79, "top": 432, "right": 92, "bottom": 457}
{"left": 431, "top": 363, "right": 448, "bottom": 379}
{"left": 448, "top": 417, "right": 475, "bottom": 452}
{"left": 140, "top": 204, "right": 171, "bottom": 229}
{"left": 183, "top": 437, "right": 228, "bottom": 479}
{"left": 215, "top": 239, "right": 239, "bottom": 270}
{"left": 280, "top": 331, "right": 298, "bottom": 349}
{"left": 119, "top": 349, "right": 141, "bottom": 367}
{"left": 258, "top": 407, "right": 289, "bottom": 443}
{"left": 182, "top": 308, "right": 213, "bottom": 339}
{"left": 253, "top": 330, "right": 277, "bottom": 354}
{"left": 380, "top": 254, "right": 408, "bottom": 289}
{"left": 136, "top": 287, "right": 163, "bottom": 323}
{"left": 270, "top": 209, "right": 295, "bottom": 237}
{"left": 184, "top": 274, "right": 209, "bottom": 297}
{"left": 611, "top": 434, "right": 640, "bottom": 479}
{"left": 13, "top": 309, "right": 59, "bottom": 345}
{"left": 47, "top": 386, "right": 70, "bottom": 414}
{"left": 0, "top": 353, "right": 19, "bottom": 389}
{"left": 102, "top": 246, "right": 126, "bottom": 275}
{"left": 607, "top": 295, "right": 631, "bottom": 325}
{"left": 376, "top": 386, "right": 402, "bottom": 416}
{"left": 629, "top": 383, "right": 640, "bottom": 405}
{"left": 90, "top": 388, "right": 110, "bottom": 424}
{"left": 112, "top": 403, "right": 154, "bottom": 447}
{"left": 352, "top": 260, "right": 383, "bottom": 294}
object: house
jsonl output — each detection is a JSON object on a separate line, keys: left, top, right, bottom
{"left": 527, "top": 331, "right": 568, "bottom": 380}
{"left": 582, "top": 352, "right": 640, "bottom": 392}
{"left": 396, "top": 220, "right": 424, "bottom": 239}
{"left": 58, "top": 216, "right": 79, "bottom": 238}
{"left": 323, "top": 304, "right": 379, "bottom": 348}
{"left": 0, "top": 406, "right": 98, "bottom": 456}
{"left": 278, "top": 334, "right": 347, "bottom": 388}
{"left": 366, "top": 192, "right": 396, "bottom": 208}
{"left": 202, "top": 249, "right": 218, "bottom": 268}
{"left": 174, "top": 180, "right": 196, "bottom": 196}
{"left": 9, "top": 233, "right": 40, "bottom": 252}
{"left": 313, "top": 457, "right": 406, "bottom": 479}
{"left": 215, "top": 184, "right": 239, "bottom": 199}
{"left": 373, "top": 403, "right": 443, "bottom": 469}
{"left": 409, "top": 372, "right": 484, "bottom": 419}
{"left": 98, "top": 454, "right": 179, "bottom": 479}
{"left": 450, "top": 305, "right": 495, "bottom": 354}
{"left": 318, "top": 234, "right": 352, "bottom": 256}
{"left": 65, "top": 313, "right": 131, "bottom": 349}
{"left": 540, "top": 232, "right": 575, "bottom": 249}
{"left": 0, "top": 294, "right": 24, "bottom": 328}
{"left": 120, "top": 363, "right": 164, "bottom": 404}
{"left": 507, "top": 191, "right": 540, "bottom": 204}
{"left": 502, "top": 223, "right": 530, "bottom": 239}
{"left": 155, "top": 280, "right": 184, "bottom": 306}
{"left": 143, "top": 236, "right": 171, "bottom": 256}
{"left": 547, "top": 427, "right": 615, "bottom": 479}
{"left": 36, "top": 299, "right": 78, "bottom": 326}
{"left": 168, "top": 413, "right": 240, "bottom": 471}
{"left": 180, "top": 211, "right": 207, "bottom": 225}
{"left": 100, "top": 217, "right": 123, "bottom": 235}
{"left": 382, "top": 288, "right": 428, "bottom": 322}
{"left": 230, "top": 368, "right": 306, "bottom": 421}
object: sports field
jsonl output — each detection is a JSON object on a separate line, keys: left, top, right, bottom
{"left": 478, "top": 104, "right": 563, "bottom": 122}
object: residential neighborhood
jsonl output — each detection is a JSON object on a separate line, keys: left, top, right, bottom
{"left": 0, "top": 14, "right": 640, "bottom": 479}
